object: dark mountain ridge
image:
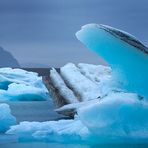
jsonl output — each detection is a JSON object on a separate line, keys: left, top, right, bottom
{"left": 0, "top": 46, "right": 19, "bottom": 67}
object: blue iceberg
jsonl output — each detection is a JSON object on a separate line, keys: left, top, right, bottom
{"left": 7, "top": 92, "right": 148, "bottom": 143}
{"left": 78, "top": 92, "right": 148, "bottom": 143}
{"left": 76, "top": 24, "right": 148, "bottom": 99}
{"left": 6, "top": 25, "right": 148, "bottom": 144}
{"left": 0, "top": 103, "right": 16, "bottom": 133}
{"left": 0, "top": 83, "right": 48, "bottom": 101}
{"left": 0, "top": 68, "right": 49, "bottom": 101}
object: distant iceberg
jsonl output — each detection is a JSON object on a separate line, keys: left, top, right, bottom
{"left": 0, "top": 68, "right": 48, "bottom": 101}
{"left": 0, "top": 83, "right": 48, "bottom": 101}
{"left": 0, "top": 68, "right": 45, "bottom": 89}
{"left": 76, "top": 24, "right": 148, "bottom": 99}
{"left": 0, "top": 103, "right": 16, "bottom": 133}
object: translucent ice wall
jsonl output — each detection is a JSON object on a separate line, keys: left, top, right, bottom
{"left": 76, "top": 24, "right": 148, "bottom": 99}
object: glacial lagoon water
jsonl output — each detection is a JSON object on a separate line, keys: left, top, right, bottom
{"left": 1, "top": 136, "right": 148, "bottom": 148}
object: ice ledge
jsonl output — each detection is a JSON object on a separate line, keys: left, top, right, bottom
{"left": 76, "top": 24, "right": 148, "bottom": 54}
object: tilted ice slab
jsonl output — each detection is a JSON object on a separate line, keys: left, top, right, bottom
{"left": 60, "top": 63, "right": 110, "bottom": 101}
{"left": 0, "top": 103, "right": 16, "bottom": 133}
{"left": 50, "top": 68, "right": 78, "bottom": 104}
{"left": 54, "top": 63, "right": 113, "bottom": 114}
{"left": 76, "top": 24, "right": 148, "bottom": 99}
{"left": 49, "top": 63, "right": 112, "bottom": 116}
{"left": 7, "top": 92, "right": 148, "bottom": 143}
{"left": 0, "top": 68, "right": 48, "bottom": 101}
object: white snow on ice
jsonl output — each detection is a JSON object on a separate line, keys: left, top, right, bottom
{"left": 60, "top": 63, "right": 110, "bottom": 101}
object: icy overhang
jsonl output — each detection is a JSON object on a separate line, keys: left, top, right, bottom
{"left": 76, "top": 24, "right": 148, "bottom": 99}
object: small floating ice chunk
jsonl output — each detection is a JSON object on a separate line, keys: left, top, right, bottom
{"left": 0, "top": 68, "right": 48, "bottom": 101}
{"left": 7, "top": 118, "right": 89, "bottom": 143}
{"left": 0, "top": 83, "right": 48, "bottom": 101}
{"left": 0, "top": 103, "right": 16, "bottom": 133}
{"left": 0, "top": 68, "right": 39, "bottom": 89}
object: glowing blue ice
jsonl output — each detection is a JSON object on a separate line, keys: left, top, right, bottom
{"left": 0, "top": 104, "right": 16, "bottom": 133}
{"left": 5, "top": 25, "right": 148, "bottom": 144}
{"left": 76, "top": 24, "right": 148, "bottom": 99}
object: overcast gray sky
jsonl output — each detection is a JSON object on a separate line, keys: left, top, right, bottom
{"left": 0, "top": 0, "right": 148, "bottom": 67}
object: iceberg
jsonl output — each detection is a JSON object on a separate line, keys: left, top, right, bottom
{"left": 0, "top": 68, "right": 49, "bottom": 101}
{"left": 7, "top": 92, "right": 148, "bottom": 143}
{"left": 6, "top": 119, "right": 89, "bottom": 143}
{"left": 0, "top": 68, "right": 40, "bottom": 89}
{"left": 6, "top": 24, "right": 148, "bottom": 144}
{"left": 0, "top": 83, "right": 48, "bottom": 101}
{"left": 76, "top": 24, "right": 148, "bottom": 99}
{"left": 78, "top": 92, "right": 148, "bottom": 142}
{"left": 50, "top": 68, "right": 78, "bottom": 104}
{"left": 0, "top": 103, "right": 16, "bottom": 133}
{"left": 49, "top": 63, "right": 111, "bottom": 116}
